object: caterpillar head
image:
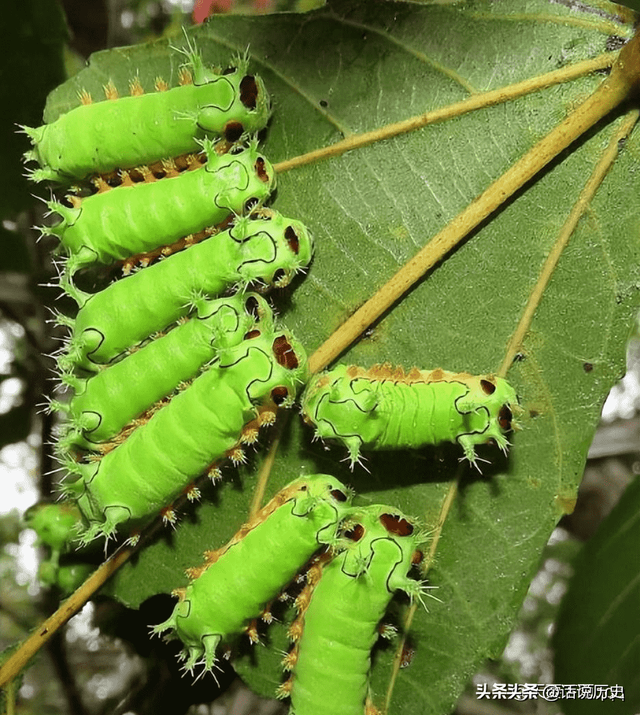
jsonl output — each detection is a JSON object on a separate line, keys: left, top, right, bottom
{"left": 455, "top": 374, "right": 520, "bottom": 461}
{"left": 217, "top": 327, "right": 308, "bottom": 407}
{"left": 209, "top": 145, "right": 275, "bottom": 215}
{"left": 300, "top": 365, "right": 377, "bottom": 465}
{"left": 288, "top": 474, "right": 354, "bottom": 547}
{"left": 339, "top": 505, "right": 423, "bottom": 594}
{"left": 233, "top": 212, "right": 314, "bottom": 288}
{"left": 197, "top": 71, "right": 271, "bottom": 142}
{"left": 197, "top": 292, "right": 274, "bottom": 351}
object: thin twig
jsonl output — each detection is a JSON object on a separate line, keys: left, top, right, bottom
{"left": 0, "top": 543, "right": 135, "bottom": 688}
{"left": 249, "top": 414, "right": 288, "bottom": 519}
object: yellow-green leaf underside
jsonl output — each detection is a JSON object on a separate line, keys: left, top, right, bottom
{"left": 44, "top": 1, "right": 640, "bottom": 713}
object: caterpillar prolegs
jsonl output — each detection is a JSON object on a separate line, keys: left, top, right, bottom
{"left": 301, "top": 364, "right": 519, "bottom": 468}
{"left": 57, "top": 209, "right": 313, "bottom": 373}
{"left": 152, "top": 474, "right": 353, "bottom": 675}
{"left": 62, "top": 328, "right": 308, "bottom": 544}
{"left": 53, "top": 292, "right": 274, "bottom": 454}
{"left": 22, "top": 37, "right": 271, "bottom": 184}
{"left": 281, "top": 505, "right": 426, "bottom": 715}
{"left": 43, "top": 140, "right": 275, "bottom": 276}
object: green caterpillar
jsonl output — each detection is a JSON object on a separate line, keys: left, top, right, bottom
{"left": 22, "top": 38, "right": 271, "bottom": 184}
{"left": 281, "top": 504, "right": 425, "bottom": 715}
{"left": 301, "top": 363, "right": 519, "bottom": 468}
{"left": 24, "top": 502, "right": 95, "bottom": 594}
{"left": 24, "top": 501, "right": 83, "bottom": 562}
{"left": 53, "top": 293, "right": 274, "bottom": 454}
{"left": 152, "top": 474, "right": 353, "bottom": 675}
{"left": 62, "top": 328, "right": 308, "bottom": 544}
{"left": 56, "top": 209, "right": 312, "bottom": 373}
{"left": 43, "top": 140, "right": 274, "bottom": 275}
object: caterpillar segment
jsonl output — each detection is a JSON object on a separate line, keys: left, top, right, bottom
{"left": 22, "top": 39, "right": 270, "bottom": 184}
{"left": 42, "top": 140, "right": 275, "bottom": 276}
{"left": 151, "top": 474, "right": 353, "bottom": 675}
{"left": 52, "top": 293, "right": 274, "bottom": 454}
{"left": 301, "top": 363, "right": 519, "bottom": 468}
{"left": 56, "top": 209, "right": 313, "bottom": 373}
{"left": 61, "top": 329, "right": 309, "bottom": 545}
{"left": 120, "top": 222, "right": 218, "bottom": 275}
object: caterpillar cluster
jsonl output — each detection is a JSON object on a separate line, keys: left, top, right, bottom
{"left": 23, "top": 34, "right": 522, "bottom": 715}
{"left": 27, "top": 39, "right": 314, "bottom": 545}
{"left": 151, "top": 474, "right": 429, "bottom": 715}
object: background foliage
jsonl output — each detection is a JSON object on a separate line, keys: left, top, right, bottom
{"left": 2, "top": 1, "right": 640, "bottom": 714}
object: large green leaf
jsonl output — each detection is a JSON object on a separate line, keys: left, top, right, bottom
{"left": 554, "top": 473, "right": 640, "bottom": 715}
{"left": 42, "top": 1, "right": 640, "bottom": 713}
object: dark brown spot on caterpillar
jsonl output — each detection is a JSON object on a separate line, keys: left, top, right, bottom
{"left": 245, "top": 295, "right": 260, "bottom": 318}
{"left": 255, "top": 157, "right": 269, "bottom": 183}
{"left": 270, "top": 386, "right": 289, "bottom": 405}
{"left": 331, "top": 489, "right": 348, "bottom": 502}
{"left": 411, "top": 549, "right": 423, "bottom": 565}
{"left": 272, "top": 336, "right": 299, "bottom": 370}
{"left": 498, "top": 404, "right": 513, "bottom": 430}
{"left": 480, "top": 379, "right": 496, "bottom": 395}
{"left": 224, "top": 121, "right": 244, "bottom": 143}
{"left": 379, "top": 513, "right": 414, "bottom": 537}
{"left": 244, "top": 329, "right": 261, "bottom": 340}
{"left": 343, "top": 523, "right": 365, "bottom": 542}
{"left": 272, "top": 268, "right": 287, "bottom": 284}
{"left": 285, "top": 226, "right": 300, "bottom": 254}
{"left": 240, "top": 75, "right": 258, "bottom": 110}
